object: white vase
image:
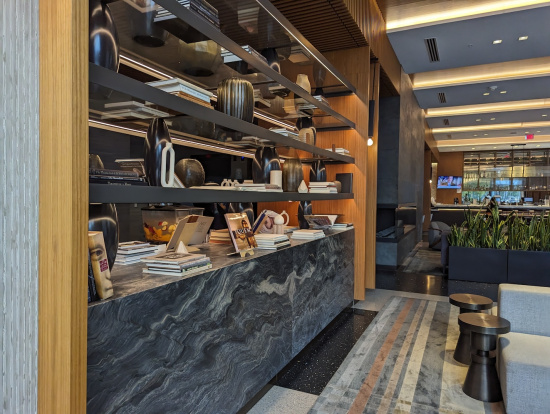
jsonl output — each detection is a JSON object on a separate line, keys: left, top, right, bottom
{"left": 296, "top": 74, "right": 311, "bottom": 94}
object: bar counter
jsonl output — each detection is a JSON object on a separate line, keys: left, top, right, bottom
{"left": 87, "top": 228, "right": 354, "bottom": 413}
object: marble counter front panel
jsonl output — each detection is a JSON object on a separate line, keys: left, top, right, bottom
{"left": 87, "top": 229, "right": 354, "bottom": 413}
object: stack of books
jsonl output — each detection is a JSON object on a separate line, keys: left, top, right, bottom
{"left": 254, "top": 234, "right": 290, "bottom": 250}
{"left": 141, "top": 252, "right": 212, "bottom": 277}
{"left": 291, "top": 229, "right": 325, "bottom": 240}
{"left": 146, "top": 78, "right": 213, "bottom": 108}
{"left": 115, "top": 241, "right": 158, "bottom": 265}
{"left": 332, "top": 222, "right": 354, "bottom": 230}
{"left": 221, "top": 45, "right": 267, "bottom": 65}
{"left": 209, "top": 229, "right": 232, "bottom": 245}
{"left": 324, "top": 147, "right": 350, "bottom": 155}
{"left": 234, "top": 183, "right": 267, "bottom": 192}
{"left": 309, "top": 182, "right": 338, "bottom": 193}
{"left": 89, "top": 168, "right": 148, "bottom": 186}
{"left": 155, "top": 0, "right": 220, "bottom": 29}
{"left": 101, "top": 101, "right": 169, "bottom": 120}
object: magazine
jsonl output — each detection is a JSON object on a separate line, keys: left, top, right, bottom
{"left": 225, "top": 212, "right": 257, "bottom": 252}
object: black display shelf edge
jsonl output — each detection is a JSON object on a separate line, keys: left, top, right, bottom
{"left": 89, "top": 184, "right": 354, "bottom": 203}
{"left": 89, "top": 64, "right": 355, "bottom": 164}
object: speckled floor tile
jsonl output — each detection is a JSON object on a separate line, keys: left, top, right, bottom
{"left": 247, "top": 386, "right": 317, "bottom": 414}
{"left": 354, "top": 289, "right": 448, "bottom": 312}
{"left": 271, "top": 308, "right": 377, "bottom": 395}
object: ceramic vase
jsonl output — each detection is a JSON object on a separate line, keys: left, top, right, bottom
{"left": 228, "top": 202, "right": 255, "bottom": 226}
{"left": 313, "top": 61, "right": 327, "bottom": 95}
{"left": 174, "top": 159, "right": 205, "bottom": 188}
{"left": 144, "top": 118, "right": 172, "bottom": 186}
{"left": 217, "top": 77, "right": 255, "bottom": 122}
{"left": 298, "top": 200, "right": 312, "bottom": 229}
{"left": 179, "top": 40, "right": 223, "bottom": 77}
{"left": 252, "top": 146, "right": 281, "bottom": 184}
{"left": 282, "top": 151, "right": 304, "bottom": 192}
{"left": 129, "top": 1, "right": 168, "bottom": 47}
{"left": 88, "top": 203, "right": 119, "bottom": 271}
{"left": 310, "top": 159, "right": 326, "bottom": 182}
{"left": 298, "top": 127, "right": 316, "bottom": 145}
{"left": 296, "top": 74, "right": 311, "bottom": 94}
{"left": 89, "top": 0, "right": 119, "bottom": 99}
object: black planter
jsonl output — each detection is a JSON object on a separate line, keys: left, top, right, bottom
{"left": 144, "top": 118, "right": 171, "bottom": 186}
{"left": 508, "top": 250, "right": 550, "bottom": 287}
{"left": 309, "top": 159, "right": 326, "bottom": 183}
{"left": 252, "top": 146, "right": 281, "bottom": 184}
{"left": 89, "top": 203, "right": 119, "bottom": 271}
{"left": 448, "top": 246, "right": 508, "bottom": 284}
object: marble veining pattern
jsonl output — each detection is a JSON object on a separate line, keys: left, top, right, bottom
{"left": 87, "top": 229, "right": 354, "bottom": 413}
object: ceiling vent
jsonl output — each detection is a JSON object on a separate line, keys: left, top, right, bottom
{"left": 438, "top": 92, "right": 447, "bottom": 104}
{"left": 443, "top": 118, "right": 450, "bottom": 126}
{"left": 424, "top": 38, "right": 440, "bottom": 62}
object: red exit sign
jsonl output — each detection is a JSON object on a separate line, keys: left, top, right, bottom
{"left": 525, "top": 134, "right": 535, "bottom": 140}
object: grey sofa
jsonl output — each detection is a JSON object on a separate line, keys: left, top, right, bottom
{"left": 496, "top": 283, "right": 550, "bottom": 414}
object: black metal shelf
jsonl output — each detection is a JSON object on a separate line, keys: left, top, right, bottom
{"left": 90, "top": 63, "right": 355, "bottom": 164}
{"left": 89, "top": 183, "right": 354, "bottom": 203}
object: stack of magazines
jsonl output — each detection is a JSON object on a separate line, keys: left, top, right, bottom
{"left": 155, "top": 0, "right": 220, "bottom": 29}
{"left": 89, "top": 168, "right": 147, "bottom": 186}
{"left": 332, "top": 222, "right": 354, "bottom": 230}
{"left": 324, "top": 147, "right": 350, "bottom": 155}
{"left": 115, "top": 242, "right": 158, "bottom": 265}
{"left": 221, "top": 45, "right": 268, "bottom": 65}
{"left": 309, "top": 182, "right": 338, "bottom": 193}
{"left": 146, "top": 78, "right": 213, "bottom": 108}
{"left": 141, "top": 252, "right": 212, "bottom": 277}
{"left": 254, "top": 234, "right": 290, "bottom": 250}
{"left": 291, "top": 229, "right": 325, "bottom": 240}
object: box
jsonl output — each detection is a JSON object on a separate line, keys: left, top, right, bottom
{"left": 142, "top": 205, "right": 204, "bottom": 243}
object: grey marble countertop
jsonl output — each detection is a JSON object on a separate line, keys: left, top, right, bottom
{"left": 433, "top": 204, "right": 550, "bottom": 210}
{"left": 90, "top": 228, "right": 353, "bottom": 308}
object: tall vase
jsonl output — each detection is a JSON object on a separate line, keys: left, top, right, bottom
{"left": 310, "top": 159, "right": 326, "bottom": 182}
{"left": 252, "top": 146, "right": 281, "bottom": 184}
{"left": 129, "top": 0, "right": 168, "bottom": 47}
{"left": 296, "top": 74, "right": 311, "bottom": 94}
{"left": 89, "top": 203, "right": 119, "bottom": 271}
{"left": 217, "top": 77, "right": 254, "bottom": 122}
{"left": 145, "top": 118, "right": 172, "bottom": 186}
{"left": 298, "top": 200, "right": 312, "bottom": 229}
{"left": 282, "top": 150, "right": 304, "bottom": 192}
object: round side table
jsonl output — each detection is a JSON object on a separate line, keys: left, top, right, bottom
{"left": 458, "top": 313, "right": 510, "bottom": 402}
{"left": 449, "top": 293, "right": 493, "bottom": 364}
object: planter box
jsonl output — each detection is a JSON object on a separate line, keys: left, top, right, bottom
{"left": 508, "top": 250, "right": 550, "bottom": 287}
{"left": 449, "top": 246, "right": 508, "bottom": 284}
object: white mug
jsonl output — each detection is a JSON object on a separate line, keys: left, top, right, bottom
{"left": 270, "top": 170, "right": 283, "bottom": 187}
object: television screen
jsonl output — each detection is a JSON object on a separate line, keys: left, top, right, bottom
{"left": 437, "top": 176, "right": 462, "bottom": 189}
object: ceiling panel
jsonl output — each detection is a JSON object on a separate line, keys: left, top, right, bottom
{"left": 434, "top": 126, "right": 550, "bottom": 140}
{"left": 387, "top": 6, "right": 550, "bottom": 73}
{"left": 414, "top": 76, "right": 550, "bottom": 108}
{"left": 426, "top": 108, "right": 550, "bottom": 128}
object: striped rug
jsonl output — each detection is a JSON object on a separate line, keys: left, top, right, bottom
{"left": 309, "top": 297, "right": 505, "bottom": 414}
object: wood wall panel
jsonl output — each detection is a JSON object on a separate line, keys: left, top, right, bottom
{"left": 39, "top": 0, "right": 88, "bottom": 412}
{"left": 1, "top": 1, "right": 39, "bottom": 412}
{"left": 436, "top": 152, "right": 464, "bottom": 204}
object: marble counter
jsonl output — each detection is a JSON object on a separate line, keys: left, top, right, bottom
{"left": 87, "top": 229, "right": 354, "bottom": 413}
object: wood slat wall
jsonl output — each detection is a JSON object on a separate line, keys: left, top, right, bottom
{"left": 39, "top": 0, "right": 88, "bottom": 412}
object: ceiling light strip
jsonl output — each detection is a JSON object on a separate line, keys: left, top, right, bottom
{"left": 425, "top": 98, "right": 550, "bottom": 117}
{"left": 433, "top": 120, "right": 550, "bottom": 134}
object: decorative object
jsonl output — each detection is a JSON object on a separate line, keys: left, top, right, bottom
{"left": 261, "top": 48, "right": 281, "bottom": 73}
{"left": 282, "top": 150, "right": 304, "bottom": 192}
{"left": 144, "top": 118, "right": 172, "bottom": 186}
{"left": 270, "top": 170, "right": 283, "bottom": 188}
{"left": 310, "top": 159, "right": 327, "bottom": 182}
{"left": 217, "top": 77, "right": 254, "bottom": 122}
{"left": 334, "top": 180, "right": 342, "bottom": 193}
{"left": 89, "top": 0, "right": 119, "bottom": 99}
{"left": 298, "top": 127, "right": 316, "bottom": 145}
{"left": 88, "top": 231, "right": 114, "bottom": 299}
{"left": 88, "top": 203, "right": 119, "bottom": 271}
{"left": 174, "top": 158, "right": 205, "bottom": 188}
{"left": 252, "top": 146, "right": 281, "bottom": 184}
{"left": 296, "top": 74, "right": 311, "bottom": 94}
{"left": 225, "top": 212, "right": 257, "bottom": 254}
{"left": 142, "top": 205, "right": 204, "bottom": 243}
{"left": 296, "top": 116, "right": 314, "bottom": 131}
{"left": 228, "top": 202, "right": 255, "bottom": 226}
{"left": 179, "top": 40, "right": 223, "bottom": 77}
{"left": 129, "top": 1, "right": 169, "bottom": 47}
{"left": 313, "top": 61, "right": 327, "bottom": 95}
{"left": 298, "top": 180, "right": 308, "bottom": 193}
{"left": 160, "top": 142, "right": 175, "bottom": 187}
{"left": 298, "top": 200, "right": 312, "bottom": 229}
{"left": 273, "top": 211, "right": 289, "bottom": 234}
{"left": 89, "top": 154, "right": 104, "bottom": 169}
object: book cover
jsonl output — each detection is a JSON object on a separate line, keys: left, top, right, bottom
{"left": 88, "top": 231, "right": 114, "bottom": 300}
{"left": 225, "top": 212, "right": 257, "bottom": 252}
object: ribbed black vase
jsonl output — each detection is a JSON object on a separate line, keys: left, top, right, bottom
{"left": 252, "top": 146, "right": 281, "bottom": 184}
{"left": 89, "top": 203, "right": 119, "bottom": 271}
{"left": 89, "top": 0, "right": 119, "bottom": 99}
{"left": 217, "top": 78, "right": 254, "bottom": 122}
{"left": 282, "top": 150, "right": 304, "bottom": 192}
{"left": 310, "top": 159, "right": 327, "bottom": 183}
{"left": 144, "top": 118, "right": 172, "bottom": 186}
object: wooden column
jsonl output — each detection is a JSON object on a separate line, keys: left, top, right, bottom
{"left": 39, "top": 0, "right": 88, "bottom": 412}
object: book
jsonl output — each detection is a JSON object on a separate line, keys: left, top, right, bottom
{"left": 89, "top": 168, "right": 140, "bottom": 178}
{"left": 119, "top": 241, "right": 150, "bottom": 249}
{"left": 143, "top": 263, "right": 213, "bottom": 277}
{"left": 115, "top": 159, "right": 146, "bottom": 176}
{"left": 88, "top": 231, "right": 114, "bottom": 299}
{"left": 141, "top": 252, "right": 206, "bottom": 264}
{"left": 225, "top": 212, "right": 257, "bottom": 253}
{"left": 305, "top": 215, "right": 338, "bottom": 228}
{"left": 87, "top": 250, "right": 99, "bottom": 303}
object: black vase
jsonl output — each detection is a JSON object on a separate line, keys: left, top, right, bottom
{"left": 310, "top": 159, "right": 327, "bottom": 183}
{"left": 174, "top": 159, "right": 205, "bottom": 188}
{"left": 144, "top": 118, "right": 172, "bottom": 186}
{"left": 89, "top": 0, "right": 119, "bottom": 99}
{"left": 217, "top": 77, "right": 254, "bottom": 122}
{"left": 261, "top": 48, "right": 281, "bottom": 73}
{"left": 282, "top": 157, "right": 304, "bottom": 192}
{"left": 89, "top": 203, "right": 119, "bottom": 271}
{"left": 298, "top": 200, "right": 312, "bottom": 229}
{"left": 252, "top": 146, "right": 281, "bottom": 184}
{"left": 228, "top": 202, "right": 255, "bottom": 225}
{"left": 129, "top": 1, "right": 168, "bottom": 47}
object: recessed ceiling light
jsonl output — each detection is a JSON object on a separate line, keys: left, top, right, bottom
{"left": 476, "top": 119, "right": 481, "bottom": 121}
{"left": 500, "top": 91, "right": 507, "bottom": 94}
{"left": 493, "top": 147, "right": 497, "bottom": 149}
{"left": 537, "top": 130, "right": 541, "bottom": 133}
{"left": 490, "top": 118, "right": 496, "bottom": 120}
{"left": 518, "top": 36, "right": 528, "bottom": 41}
{"left": 483, "top": 92, "right": 490, "bottom": 96}
{"left": 493, "top": 39, "right": 502, "bottom": 44}
{"left": 484, "top": 133, "right": 489, "bottom": 136}
{"left": 543, "top": 115, "right": 548, "bottom": 117}
{"left": 472, "top": 147, "right": 476, "bottom": 149}
{"left": 474, "top": 134, "right": 478, "bottom": 137}
{"left": 525, "top": 131, "right": 530, "bottom": 133}
{"left": 536, "top": 144, "right": 541, "bottom": 147}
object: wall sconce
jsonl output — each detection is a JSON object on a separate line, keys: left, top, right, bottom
{"left": 367, "top": 138, "right": 374, "bottom": 146}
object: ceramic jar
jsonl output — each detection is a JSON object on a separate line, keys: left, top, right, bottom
{"left": 282, "top": 151, "right": 304, "bottom": 192}
{"left": 296, "top": 74, "right": 311, "bottom": 94}
{"left": 144, "top": 118, "right": 172, "bottom": 186}
{"left": 217, "top": 77, "right": 254, "bottom": 122}
{"left": 174, "top": 159, "right": 205, "bottom": 188}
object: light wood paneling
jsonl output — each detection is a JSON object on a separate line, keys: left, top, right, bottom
{"left": 436, "top": 152, "right": 464, "bottom": 204}
{"left": 39, "top": 0, "right": 88, "bottom": 412}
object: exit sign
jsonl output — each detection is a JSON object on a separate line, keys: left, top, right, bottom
{"left": 525, "top": 134, "right": 535, "bottom": 140}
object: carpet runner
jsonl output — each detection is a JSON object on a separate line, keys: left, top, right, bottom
{"left": 309, "top": 297, "right": 505, "bottom": 414}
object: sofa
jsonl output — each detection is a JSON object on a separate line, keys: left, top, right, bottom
{"left": 496, "top": 283, "right": 550, "bottom": 414}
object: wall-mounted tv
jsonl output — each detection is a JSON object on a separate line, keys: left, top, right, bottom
{"left": 437, "top": 176, "right": 462, "bottom": 189}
